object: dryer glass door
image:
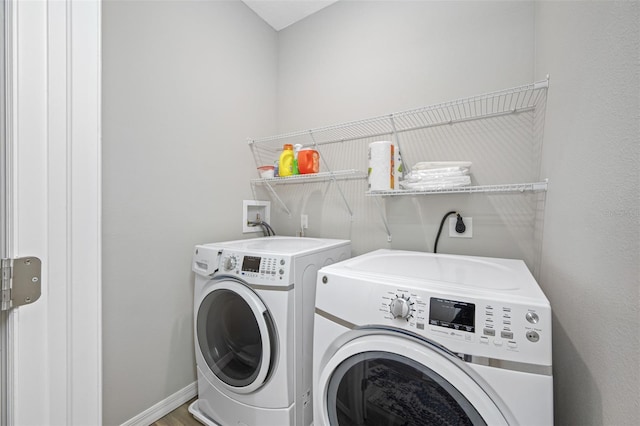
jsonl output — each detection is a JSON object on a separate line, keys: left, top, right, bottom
{"left": 327, "top": 351, "right": 486, "bottom": 426}
{"left": 196, "top": 281, "right": 276, "bottom": 393}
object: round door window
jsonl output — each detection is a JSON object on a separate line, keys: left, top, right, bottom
{"left": 327, "top": 351, "right": 486, "bottom": 426}
{"left": 197, "top": 287, "right": 276, "bottom": 389}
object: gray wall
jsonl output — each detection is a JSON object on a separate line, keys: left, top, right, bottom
{"left": 270, "top": 0, "right": 541, "bottom": 264}
{"left": 277, "top": 1, "right": 535, "bottom": 129}
{"left": 535, "top": 1, "right": 640, "bottom": 425}
{"left": 102, "top": 1, "right": 277, "bottom": 424}
{"left": 270, "top": 0, "right": 639, "bottom": 425}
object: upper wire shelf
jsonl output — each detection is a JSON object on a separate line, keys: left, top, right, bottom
{"left": 247, "top": 79, "right": 549, "bottom": 151}
{"left": 248, "top": 79, "right": 550, "bottom": 234}
{"left": 366, "top": 181, "right": 548, "bottom": 197}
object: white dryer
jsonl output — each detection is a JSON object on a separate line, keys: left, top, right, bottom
{"left": 313, "top": 249, "right": 553, "bottom": 426}
{"left": 189, "top": 236, "right": 350, "bottom": 426}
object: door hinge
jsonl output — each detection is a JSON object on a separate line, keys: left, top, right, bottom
{"left": 1, "top": 257, "right": 42, "bottom": 311}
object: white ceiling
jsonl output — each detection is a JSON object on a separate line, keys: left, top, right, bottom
{"left": 242, "top": 0, "right": 340, "bottom": 31}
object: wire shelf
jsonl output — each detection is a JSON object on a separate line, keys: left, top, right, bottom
{"left": 251, "top": 170, "right": 367, "bottom": 185}
{"left": 366, "top": 181, "right": 548, "bottom": 197}
{"left": 248, "top": 79, "right": 550, "bottom": 233}
{"left": 248, "top": 79, "right": 549, "bottom": 152}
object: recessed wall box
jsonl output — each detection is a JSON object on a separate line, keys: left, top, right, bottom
{"left": 243, "top": 200, "right": 271, "bottom": 233}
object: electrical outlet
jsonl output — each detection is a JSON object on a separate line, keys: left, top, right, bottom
{"left": 449, "top": 217, "right": 472, "bottom": 238}
{"left": 301, "top": 214, "right": 308, "bottom": 229}
{"left": 243, "top": 200, "right": 271, "bottom": 233}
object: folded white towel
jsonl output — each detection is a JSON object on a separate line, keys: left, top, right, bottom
{"left": 399, "top": 161, "right": 472, "bottom": 190}
{"left": 400, "top": 175, "right": 471, "bottom": 190}
{"left": 412, "top": 161, "right": 472, "bottom": 170}
{"left": 403, "top": 167, "right": 470, "bottom": 182}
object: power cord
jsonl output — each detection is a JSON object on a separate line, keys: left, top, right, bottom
{"left": 434, "top": 211, "right": 466, "bottom": 253}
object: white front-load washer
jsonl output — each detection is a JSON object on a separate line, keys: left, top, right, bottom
{"left": 313, "top": 249, "right": 553, "bottom": 426}
{"left": 189, "top": 236, "right": 351, "bottom": 426}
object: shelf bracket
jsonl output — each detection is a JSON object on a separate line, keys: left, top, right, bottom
{"left": 262, "top": 181, "right": 292, "bottom": 217}
{"left": 532, "top": 179, "right": 549, "bottom": 192}
{"left": 310, "top": 131, "right": 355, "bottom": 219}
{"left": 372, "top": 196, "right": 392, "bottom": 242}
{"left": 250, "top": 181, "right": 257, "bottom": 200}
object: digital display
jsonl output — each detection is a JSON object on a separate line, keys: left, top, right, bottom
{"left": 429, "top": 298, "right": 475, "bottom": 333}
{"left": 242, "top": 256, "right": 261, "bottom": 273}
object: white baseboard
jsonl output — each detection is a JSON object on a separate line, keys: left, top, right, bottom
{"left": 121, "top": 381, "right": 198, "bottom": 426}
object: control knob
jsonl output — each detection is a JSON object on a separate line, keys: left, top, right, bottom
{"left": 526, "top": 311, "right": 539, "bottom": 324}
{"left": 222, "top": 255, "right": 237, "bottom": 271}
{"left": 389, "top": 296, "right": 413, "bottom": 320}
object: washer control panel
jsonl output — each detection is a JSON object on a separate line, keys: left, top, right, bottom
{"left": 221, "top": 251, "right": 290, "bottom": 284}
{"left": 378, "top": 287, "right": 550, "bottom": 361}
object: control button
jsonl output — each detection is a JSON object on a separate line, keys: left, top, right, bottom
{"left": 526, "top": 331, "right": 540, "bottom": 342}
{"left": 480, "top": 336, "right": 489, "bottom": 344}
{"left": 507, "top": 341, "right": 518, "bottom": 348}
{"left": 501, "top": 331, "right": 514, "bottom": 339}
{"left": 483, "top": 328, "right": 495, "bottom": 336}
{"left": 280, "top": 259, "right": 285, "bottom": 265}
{"left": 526, "top": 312, "right": 540, "bottom": 324}
{"left": 279, "top": 269, "right": 285, "bottom": 275}
{"left": 493, "top": 339, "right": 503, "bottom": 347}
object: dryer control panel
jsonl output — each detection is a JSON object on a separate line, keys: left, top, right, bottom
{"left": 192, "top": 245, "right": 291, "bottom": 285}
{"left": 222, "top": 251, "right": 291, "bottom": 285}
{"left": 377, "top": 287, "right": 551, "bottom": 365}
{"left": 476, "top": 303, "right": 545, "bottom": 350}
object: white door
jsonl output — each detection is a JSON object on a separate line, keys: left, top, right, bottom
{"left": 1, "top": 0, "right": 7, "bottom": 420}
{"left": 1, "top": 0, "right": 102, "bottom": 424}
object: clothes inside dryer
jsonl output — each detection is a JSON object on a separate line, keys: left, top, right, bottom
{"left": 327, "top": 351, "right": 484, "bottom": 426}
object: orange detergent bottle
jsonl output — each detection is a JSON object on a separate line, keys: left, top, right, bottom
{"left": 298, "top": 148, "right": 320, "bottom": 174}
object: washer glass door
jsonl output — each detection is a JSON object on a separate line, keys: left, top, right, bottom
{"left": 328, "top": 351, "right": 485, "bottom": 426}
{"left": 196, "top": 280, "right": 276, "bottom": 393}
{"left": 319, "top": 334, "right": 509, "bottom": 426}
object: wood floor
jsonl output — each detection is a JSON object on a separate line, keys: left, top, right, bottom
{"left": 151, "top": 398, "right": 201, "bottom": 426}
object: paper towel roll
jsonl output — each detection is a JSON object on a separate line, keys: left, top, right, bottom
{"left": 368, "top": 141, "right": 395, "bottom": 191}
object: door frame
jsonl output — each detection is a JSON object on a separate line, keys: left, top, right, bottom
{"left": 1, "top": 0, "right": 8, "bottom": 423}
{"left": 4, "top": 0, "right": 102, "bottom": 424}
